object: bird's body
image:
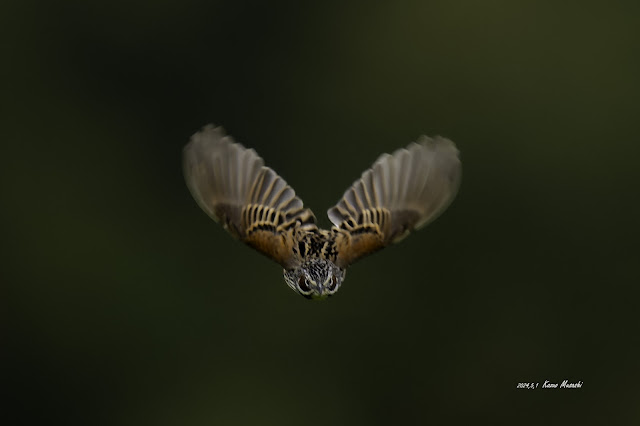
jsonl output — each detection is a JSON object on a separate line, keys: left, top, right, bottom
{"left": 183, "top": 125, "right": 461, "bottom": 299}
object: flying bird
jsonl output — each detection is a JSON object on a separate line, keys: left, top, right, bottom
{"left": 183, "top": 125, "right": 461, "bottom": 299}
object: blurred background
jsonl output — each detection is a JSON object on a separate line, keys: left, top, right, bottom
{"left": 3, "top": 0, "right": 639, "bottom": 424}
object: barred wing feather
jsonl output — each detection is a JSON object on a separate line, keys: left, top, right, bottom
{"left": 183, "top": 125, "right": 315, "bottom": 269}
{"left": 328, "top": 135, "right": 461, "bottom": 268}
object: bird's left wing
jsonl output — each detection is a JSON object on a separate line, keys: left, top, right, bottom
{"left": 327, "top": 135, "right": 461, "bottom": 268}
{"left": 183, "top": 125, "right": 316, "bottom": 269}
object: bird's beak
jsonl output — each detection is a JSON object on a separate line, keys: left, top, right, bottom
{"left": 310, "top": 291, "right": 329, "bottom": 301}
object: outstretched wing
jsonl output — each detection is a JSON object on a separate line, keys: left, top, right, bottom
{"left": 327, "top": 135, "right": 461, "bottom": 268}
{"left": 183, "top": 125, "right": 316, "bottom": 269}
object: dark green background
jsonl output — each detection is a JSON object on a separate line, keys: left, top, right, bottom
{"left": 4, "top": 1, "right": 639, "bottom": 424}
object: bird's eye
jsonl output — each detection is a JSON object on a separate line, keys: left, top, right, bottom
{"left": 327, "top": 276, "right": 338, "bottom": 291}
{"left": 298, "top": 276, "right": 311, "bottom": 292}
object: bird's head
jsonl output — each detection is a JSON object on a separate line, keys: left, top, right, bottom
{"left": 283, "top": 258, "right": 345, "bottom": 300}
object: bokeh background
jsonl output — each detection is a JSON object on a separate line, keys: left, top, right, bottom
{"left": 4, "top": 0, "right": 639, "bottom": 424}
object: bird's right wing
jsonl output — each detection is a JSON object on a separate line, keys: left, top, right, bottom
{"left": 327, "top": 136, "right": 461, "bottom": 268}
{"left": 183, "top": 125, "right": 316, "bottom": 269}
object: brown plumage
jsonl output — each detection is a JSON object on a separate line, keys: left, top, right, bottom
{"left": 183, "top": 125, "right": 461, "bottom": 299}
